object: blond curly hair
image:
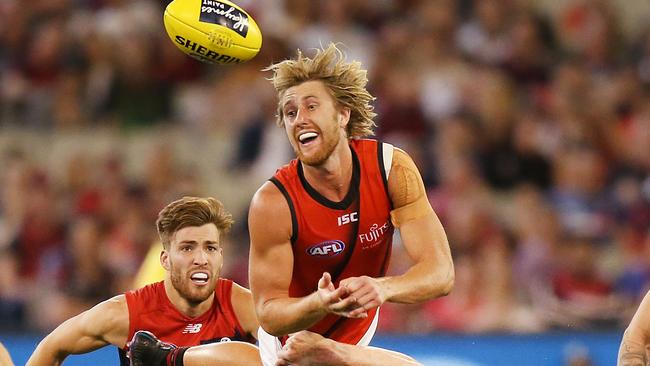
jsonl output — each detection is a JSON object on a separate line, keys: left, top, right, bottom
{"left": 264, "top": 43, "right": 376, "bottom": 138}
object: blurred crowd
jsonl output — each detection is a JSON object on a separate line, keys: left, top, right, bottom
{"left": 0, "top": 0, "right": 649, "bottom": 337}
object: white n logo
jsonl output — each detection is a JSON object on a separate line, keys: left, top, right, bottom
{"left": 182, "top": 323, "right": 203, "bottom": 334}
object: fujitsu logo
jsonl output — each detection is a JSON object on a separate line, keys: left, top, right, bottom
{"left": 359, "top": 221, "right": 391, "bottom": 249}
{"left": 182, "top": 323, "right": 203, "bottom": 334}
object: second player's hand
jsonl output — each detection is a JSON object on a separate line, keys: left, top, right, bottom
{"left": 276, "top": 331, "right": 343, "bottom": 366}
{"left": 338, "top": 276, "right": 386, "bottom": 317}
{"left": 317, "top": 273, "right": 367, "bottom": 318}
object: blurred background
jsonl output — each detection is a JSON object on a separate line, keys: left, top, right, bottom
{"left": 1, "top": 0, "right": 649, "bottom": 364}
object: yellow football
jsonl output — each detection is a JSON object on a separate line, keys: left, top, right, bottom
{"left": 163, "top": 0, "right": 262, "bottom": 65}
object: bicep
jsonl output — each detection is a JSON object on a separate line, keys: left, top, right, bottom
{"left": 248, "top": 183, "right": 295, "bottom": 309}
{"left": 32, "top": 296, "right": 128, "bottom": 360}
{"left": 387, "top": 149, "right": 433, "bottom": 228}
{"left": 387, "top": 149, "right": 446, "bottom": 260}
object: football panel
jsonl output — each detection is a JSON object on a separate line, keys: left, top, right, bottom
{"left": 164, "top": 11, "right": 257, "bottom": 64}
{"left": 166, "top": 0, "right": 261, "bottom": 51}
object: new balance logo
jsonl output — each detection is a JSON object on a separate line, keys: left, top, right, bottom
{"left": 182, "top": 323, "right": 203, "bottom": 334}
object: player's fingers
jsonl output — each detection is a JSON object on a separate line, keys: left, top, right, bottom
{"left": 323, "top": 285, "right": 349, "bottom": 304}
{"left": 354, "top": 291, "right": 381, "bottom": 307}
{"left": 340, "top": 276, "right": 373, "bottom": 293}
{"left": 347, "top": 308, "right": 369, "bottom": 318}
{"left": 339, "top": 309, "right": 368, "bottom": 318}
{"left": 319, "top": 272, "right": 335, "bottom": 291}
{"left": 328, "top": 294, "right": 359, "bottom": 311}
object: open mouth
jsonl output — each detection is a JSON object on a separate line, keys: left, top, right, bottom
{"left": 190, "top": 272, "right": 209, "bottom": 285}
{"left": 298, "top": 132, "right": 319, "bottom": 145}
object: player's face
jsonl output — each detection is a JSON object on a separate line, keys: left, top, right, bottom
{"left": 281, "top": 80, "right": 349, "bottom": 166}
{"left": 165, "top": 223, "right": 223, "bottom": 304}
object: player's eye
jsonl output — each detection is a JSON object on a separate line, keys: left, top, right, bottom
{"left": 308, "top": 104, "right": 317, "bottom": 110}
{"left": 285, "top": 110, "right": 296, "bottom": 118}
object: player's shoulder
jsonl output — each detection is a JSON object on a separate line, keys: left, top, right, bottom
{"left": 250, "top": 180, "right": 289, "bottom": 215}
{"left": 388, "top": 146, "right": 421, "bottom": 174}
{"left": 98, "top": 294, "right": 129, "bottom": 319}
{"left": 229, "top": 280, "right": 253, "bottom": 302}
{"left": 391, "top": 145, "right": 411, "bottom": 162}
{"left": 249, "top": 180, "right": 293, "bottom": 241}
{"left": 81, "top": 294, "right": 129, "bottom": 337}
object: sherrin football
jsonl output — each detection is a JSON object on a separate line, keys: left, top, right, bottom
{"left": 163, "top": 0, "right": 262, "bottom": 64}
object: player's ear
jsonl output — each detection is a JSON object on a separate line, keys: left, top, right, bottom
{"left": 160, "top": 250, "right": 170, "bottom": 271}
{"left": 338, "top": 107, "right": 350, "bottom": 128}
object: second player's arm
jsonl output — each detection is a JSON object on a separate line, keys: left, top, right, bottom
{"left": 26, "top": 295, "right": 129, "bottom": 366}
{"left": 248, "top": 182, "right": 351, "bottom": 336}
{"left": 618, "top": 291, "right": 650, "bottom": 366}
{"left": 230, "top": 282, "right": 260, "bottom": 339}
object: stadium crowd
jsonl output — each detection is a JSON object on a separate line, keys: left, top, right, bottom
{"left": 0, "top": 0, "right": 649, "bottom": 339}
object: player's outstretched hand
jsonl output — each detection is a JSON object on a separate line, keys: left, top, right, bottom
{"left": 338, "top": 276, "right": 386, "bottom": 318}
{"left": 276, "top": 331, "right": 342, "bottom": 366}
{"left": 317, "top": 272, "right": 366, "bottom": 318}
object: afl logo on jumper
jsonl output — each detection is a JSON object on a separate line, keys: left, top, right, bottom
{"left": 307, "top": 240, "right": 346, "bottom": 257}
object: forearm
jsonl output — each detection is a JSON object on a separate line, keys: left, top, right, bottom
{"left": 26, "top": 339, "right": 66, "bottom": 366}
{"left": 331, "top": 342, "right": 422, "bottom": 366}
{"left": 259, "top": 292, "right": 327, "bottom": 336}
{"left": 618, "top": 331, "right": 647, "bottom": 366}
{"left": 379, "top": 259, "right": 454, "bottom": 304}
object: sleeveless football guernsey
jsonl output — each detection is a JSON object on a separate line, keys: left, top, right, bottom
{"left": 118, "top": 279, "right": 255, "bottom": 365}
{"left": 270, "top": 139, "right": 395, "bottom": 344}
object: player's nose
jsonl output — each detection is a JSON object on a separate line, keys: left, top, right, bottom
{"left": 295, "top": 105, "right": 310, "bottom": 125}
{"left": 193, "top": 249, "right": 209, "bottom": 265}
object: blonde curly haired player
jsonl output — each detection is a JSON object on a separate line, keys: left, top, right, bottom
{"left": 247, "top": 42, "right": 454, "bottom": 366}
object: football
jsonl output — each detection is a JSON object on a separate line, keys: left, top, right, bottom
{"left": 163, "top": 0, "right": 262, "bottom": 65}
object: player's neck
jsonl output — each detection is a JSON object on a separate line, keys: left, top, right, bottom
{"left": 302, "top": 140, "right": 352, "bottom": 202}
{"left": 163, "top": 279, "right": 214, "bottom": 318}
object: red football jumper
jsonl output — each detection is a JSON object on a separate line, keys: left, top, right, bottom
{"left": 118, "top": 279, "right": 255, "bottom": 365}
{"left": 270, "top": 139, "right": 394, "bottom": 345}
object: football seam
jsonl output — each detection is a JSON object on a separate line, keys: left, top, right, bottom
{"left": 164, "top": 10, "right": 261, "bottom": 52}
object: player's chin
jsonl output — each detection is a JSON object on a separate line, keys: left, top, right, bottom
{"left": 298, "top": 149, "right": 327, "bottom": 166}
{"left": 186, "top": 280, "right": 215, "bottom": 294}
{"left": 184, "top": 287, "right": 213, "bottom": 303}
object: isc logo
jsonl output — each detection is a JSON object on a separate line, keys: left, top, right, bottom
{"left": 337, "top": 212, "right": 358, "bottom": 226}
{"left": 307, "top": 240, "right": 346, "bottom": 257}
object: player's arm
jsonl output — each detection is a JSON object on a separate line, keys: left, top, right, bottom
{"left": 230, "top": 282, "right": 260, "bottom": 340}
{"left": 26, "top": 295, "right": 129, "bottom": 366}
{"left": 248, "top": 182, "right": 353, "bottom": 336}
{"left": 381, "top": 148, "right": 454, "bottom": 302}
{"left": 342, "top": 148, "right": 454, "bottom": 314}
{"left": 0, "top": 342, "right": 15, "bottom": 366}
{"left": 276, "top": 331, "right": 422, "bottom": 366}
{"left": 618, "top": 291, "right": 650, "bottom": 366}
{"left": 176, "top": 341, "right": 262, "bottom": 366}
